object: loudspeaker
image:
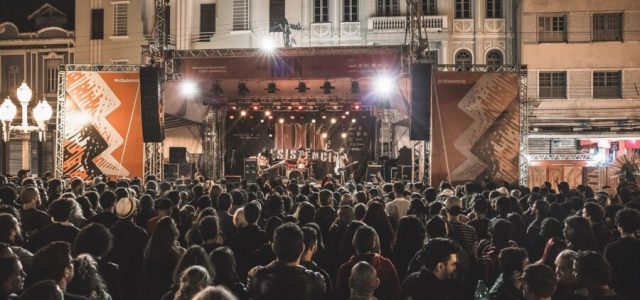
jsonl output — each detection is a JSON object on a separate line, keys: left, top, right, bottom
{"left": 244, "top": 158, "right": 258, "bottom": 183}
{"left": 178, "top": 163, "right": 192, "bottom": 178}
{"left": 140, "top": 66, "right": 165, "bottom": 142}
{"left": 164, "top": 163, "right": 179, "bottom": 179}
{"left": 410, "top": 63, "right": 432, "bottom": 141}
{"left": 169, "top": 147, "right": 187, "bottom": 163}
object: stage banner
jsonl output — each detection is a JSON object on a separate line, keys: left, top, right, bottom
{"left": 63, "top": 71, "right": 144, "bottom": 180}
{"left": 430, "top": 72, "right": 520, "bottom": 186}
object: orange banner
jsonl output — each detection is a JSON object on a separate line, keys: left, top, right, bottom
{"left": 63, "top": 71, "right": 144, "bottom": 179}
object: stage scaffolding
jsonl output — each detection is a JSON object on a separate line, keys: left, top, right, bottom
{"left": 54, "top": 64, "right": 163, "bottom": 180}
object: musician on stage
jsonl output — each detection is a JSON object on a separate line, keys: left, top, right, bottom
{"left": 334, "top": 148, "right": 350, "bottom": 184}
{"left": 296, "top": 148, "right": 309, "bottom": 172}
{"left": 257, "top": 147, "right": 271, "bottom": 168}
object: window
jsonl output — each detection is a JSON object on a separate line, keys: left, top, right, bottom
{"left": 422, "top": 0, "right": 437, "bottom": 16}
{"left": 377, "top": 0, "right": 399, "bottom": 16}
{"left": 233, "top": 0, "right": 249, "bottom": 31}
{"left": 111, "top": 59, "right": 129, "bottom": 65}
{"left": 112, "top": 3, "right": 128, "bottom": 36}
{"left": 593, "top": 71, "right": 622, "bottom": 98}
{"left": 538, "top": 15, "right": 566, "bottom": 43}
{"left": 344, "top": 0, "right": 358, "bottom": 21}
{"left": 455, "top": 0, "right": 471, "bottom": 19}
{"left": 270, "top": 0, "right": 285, "bottom": 32}
{"left": 455, "top": 49, "right": 473, "bottom": 65}
{"left": 486, "top": 50, "right": 503, "bottom": 65}
{"left": 7, "top": 65, "right": 18, "bottom": 97}
{"left": 539, "top": 72, "right": 567, "bottom": 99}
{"left": 424, "top": 50, "right": 438, "bottom": 64}
{"left": 200, "top": 4, "right": 216, "bottom": 37}
{"left": 44, "top": 59, "right": 61, "bottom": 94}
{"left": 593, "top": 13, "right": 622, "bottom": 42}
{"left": 486, "top": 0, "right": 502, "bottom": 18}
{"left": 165, "top": 6, "right": 171, "bottom": 41}
{"left": 91, "top": 9, "right": 104, "bottom": 39}
{"left": 314, "top": 0, "right": 329, "bottom": 23}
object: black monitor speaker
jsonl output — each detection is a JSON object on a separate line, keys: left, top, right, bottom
{"left": 410, "top": 63, "right": 432, "bottom": 141}
{"left": 140, "top": 66, "right": 165, "bottom": 142}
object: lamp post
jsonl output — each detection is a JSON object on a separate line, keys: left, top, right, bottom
{"left": 0, "top": 81, "right": 53, "bottom": 171}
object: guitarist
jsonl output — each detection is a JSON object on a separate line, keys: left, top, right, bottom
{"left": 257, "top": 148, "right": 272, "bottom": 176}
{"left": 334, "top": 148, "right": 350, "bottom": 184}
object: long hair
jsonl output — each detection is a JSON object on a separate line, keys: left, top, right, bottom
{"left": 174, "top": 265, "right": 211, "bottom": 300}
{"left": 363, "top": 201, "right": 394, "bottom": 255}
{"left": 66, "top": 254, "right": 111, "bottom": 300}
{"left": 173, "top": 246, "right": 215, "bottom": 284}
{"left": 564, "top": 216, "right": 598, "bottom": 251}
{"left": 209, "top": 247, "right": 240, "bottom": 286}
{"left": 144, "top": 216, "right": 181, "bottom": 269}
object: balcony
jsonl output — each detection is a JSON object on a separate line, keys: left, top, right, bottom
{"left": 367, "top": 15, "right": 447, "bottom": 32}
{"left": 453, "top": 19, "right": 474, "bottom": 34}
{"left": 340, "top": 22, "right": 361, "bottom": 41}
{"left": 310, "top": 23, "right": 332, "bottom": 40}
{"left": 192, "top": 32, "right": 214, "bottom": 43}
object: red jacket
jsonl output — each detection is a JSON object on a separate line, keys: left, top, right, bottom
{"left": 335, "top": 253, "right": 401, "bottom": 300}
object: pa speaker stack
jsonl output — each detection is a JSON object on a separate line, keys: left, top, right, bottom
{"left": 140, "top": 66, "right": 165, "bottom": 143}
{"left": 410, "top": 63, "right": 432, "bottom": 141}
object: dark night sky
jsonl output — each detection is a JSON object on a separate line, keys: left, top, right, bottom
{"left": 0, "top": 0, "right": 74, "bottom": 31}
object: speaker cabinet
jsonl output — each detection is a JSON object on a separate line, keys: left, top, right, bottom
{"left": 410, "top": 63, "right": 432, "bottom": 141}
{"left": 169, "top": 147, "right": 188, "bottom": 163}
{"left": 140, "top": 66, "right": 165, "bottom": 142}
{"left": 244, "top": 158, "right": 258, "bottom": 183}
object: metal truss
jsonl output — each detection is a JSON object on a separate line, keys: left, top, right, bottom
{"left": 411, "top": 141, "right": 428, "bottom": 183}
{"left": 61, "top": 64, "right": 143, "bottom": 72}
{"left": 202, "top": 110, "right": 224, "bottom": 180}
{"left": 171, "top": 45, "right": 406, "bottom": 59}
{"left": 144, "top": 143, "right": 163, "bottom": 180}
{"left": 518, "top": 69, "right": 529, "bottom": 187}
{"left": 205, "top": 96, "right": 370, "bottom": 111}
{"left": 528, "top": 153, "right": 594, "bottom": 161}
{"left": 54, "top": 69, "right": 66, "bottom": 178}
{"left": 434, "top": 64, "right": 527, "bottom": 73}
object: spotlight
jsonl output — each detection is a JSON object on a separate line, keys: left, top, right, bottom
{"left": 240, "top": 110, "right": 247, "bottom": 117}
{"left": 321, "top": 133, "right": 328, "bottom": 139}
{"left": 322, "top": 115, "right": 327, "bottom": 119}
{"left": 211, "top": 80, "right": 223, "bottom": 96}
{"left": 238, "top": 81, "right": 250, "bottom": 96}
{"left": 260, "top": 119, "right": 265, "bottom": 123}
{"left": 181, "top": 80, "right": 198, "bottom": 97}
{"left": 229, "top": 115, "right": 235, "bottom": 119}
{"left": 373, "top": 74, "right": 395, "bottom": 96}
{"left": 278, "top": 118, "right": 285, "bottom": 124}
{"left": 330, "top": 118, "right": 337, "bottom": 124}
{"left": 341, "top": 115, "right": 346, "bottom": 119}
{"left": 351, "top": 118, "right": 356, "bottom": 123}
{"left": 351, "top": 80, "right": 360, "bottom": 93}
{"left": 354, "top": 104, "right": 360, "bottom": 110}
{"left": 321, "top": 81, "right": 335, "bottom": 94}
{"left": 341, "top": 133, "right": 347, "bottom": 139}
{"left": 345, "top": 111, "right": 350, "bottom": 115}
{"left": 290, "top": 115, "right": 295, "bottom": 120}
{"left": 264, "top": 110, "right": 272, "bottom": 117}
{"left": 266, "top": 82, "right": 279, "bottom": 93}
{"left": 298, "top": 105, "right": 304, "bottom": 110}
{"left": 253, "top": 105, "right": 259, "bottom": 111}
{"left": 311, "top": 119, "right": 316, "bottom": 123}
{"left": 296, "top": 81, "right": 308, "bottom": 93}
{"left": 260, "top": 38, "right": 275, "bottom": 52}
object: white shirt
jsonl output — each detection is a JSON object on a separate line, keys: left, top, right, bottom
{"left": 385, "top": 197, "right": 410, "bottom": 225}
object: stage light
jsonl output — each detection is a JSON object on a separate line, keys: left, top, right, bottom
{"left": 321, "top": 81, "right": 335, "bottom": 94}
{"left": 287, "top": 106, "right": 292, "bottom": 110}
{"left": 311, "top": 119, "right": 316, "bottom": 123}
{"left": 341, "top": 115, "right": 346, "bottom": 119}
{"left": 374, "top": 74, "right": 395, "bottom": 96}
{"left": 298, "top": 105, "right": 304, "bottom": 110}
{"left": 351, "top": 118, "right": 356, "bottom": 123}
{"left": 268, "top": 133, "right": 273, "bottom": 138}
{"left": 229, "top": 115, "right": 235, "bottom": 119}
{"left": 260, "top": 38, "right": 275, "bottom": 52}
{"left": 290, "top": 115, "right": 295, "bottom": 120}
{"left": 345, "top": 111, "right": 350, "bottom": 115}
{"left": 260, "top": 119, "right": 265, "bottom": 123}
{"left": 351, "top": 80, "right": 360, "bottom": 93}
{"left": 253, "top": 105, "right": 259, "bottom": 111}
{"left": 266, "top": 82, "right": 279, "bottom": 93}
{"left": 268, "top": 115, "right": 273, "bottom": 119}
{"left": 278, "top": 118, "right": 285, "bottom": 124}
{"left": 264, "top": 110, "right": 272, "bottom": 116}
{"left": 321, "top": 133, "right": 328, "bottom": 139}
{"left": 231, "top": 106, "right": 237, "bottom": 110}
{"left": 341, "top": 133, "right": 347, "bottom": 139}
{"left": 240, "top": 110, "right": 247, "bottom": 117}
{"left": 296, "top": 82, "right": 308, "bottom": 93}
{"left": 330, "top": 118, "right": 337, "bottom": 124}
{"left": 354, "top": 104, "right": 360, "bottom": 110}
{"left": 238, "top": 82, "right": 250, "bottom": 96}
{"left": 322, "top": 115, "right": 327, "bottom": 119}
{"left": 181, "top": 80, "right": 198, "bottom": 97}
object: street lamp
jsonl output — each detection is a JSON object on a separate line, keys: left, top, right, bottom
{"left": 0, "top": 81, "right": 53, "bottom": 170}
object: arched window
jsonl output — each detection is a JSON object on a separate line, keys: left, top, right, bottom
{"left": 455, "top": 50, "right": 472, "bottom": 64}
{"left": 486, "top": 50, "right": 503, "bottom": 65}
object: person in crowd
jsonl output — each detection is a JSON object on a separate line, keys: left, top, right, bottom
{"left": 215, "top": 193, "right": 235, "bottom": 241}
{"left": 603, "top": 208, "right": 640, "bottom": 299}
{"left": 402, "top": 238, "right": 459, "bottom": 300}
{"left": 0, "top": 213, "right": 32, "bottom": 265}
{"left": 87, "top": 190, "right": 119, "bottom": 228}
{"left": 391, "top": 216, "right": 425, "bottom": 280}
{"left": 209, "top": 247, "right": 247, "bottom": 299}
{"left": 349, "top": 261, "right": 379, "bottom": 300}
{"left": 489, "top": 247, "right": 528, "bottom": 300}
{"left": 146, "top": 198, "right": 173, "bottom": 236}
{"left": 573, "top": 250, "right": 624, "bottom": 299}
{"left": 172, "top": 265, "right": 212, "bottom": 300}
{"left": 18, "top": 186, "right": 50, "bottom": 239}
{"left": 336, "top": 225, "right": 401, "bottom": 300}
{"left": 385, "top": 182, "right": 409, "bottom": 227}
{"left": 143, "top": 216, "right": 185, "bottom": 300}
{"left": 251, "top": 216, "right": 283, "bottom": 273}
{"left": 300, "top": 226, "right": 333, "bottom": 299}
{"left": 563, "top": 216, "right": 598, "bottom": 252}
{"left": 362, "top": 201, "right": 394, "bottom": 257}
{"left": 66, "top": 253, "right": 111, "bottom": 300}
{"left": 192, "top": 286, "right": 238, "bottom": 300}
{"left": 163, "top": 245, "right": 215, "bottom": 300}
{"left": 247, "top": 223, "right": 326, "bottom": 300}
{"left": 198, "top": 216, "right": 224, "bottom": 254}
{"left": 527, "top": 200, "right": 550, "bottom": 261}
{"left": 108, "top": 196, "right": 148, "bottom": 300}
{"left": 229, "top": 201, "right": 267, "bottom": 280}
{"left": 477, "top": 218, "right": 518, "bottom": 286}
{"left": 468, "top": 196, "right": 491, "bottom": 241}
{"left": 17, "top": 280, "right": 63, "bottom": 300}
{"left": 134, "top": 194, "right": 156, "bottom": 229}
{"left": 31, "top": 198, "right": 80, "bottom": 250}
{"left": 72, "top": 223, "right": 121, "bottom": 300}
{"left": 582, "top": 202, "right": 613, "bottom": 252}
{"left": 30, "top": 241, "right": 88, "bottom": 300}
{"left": 315, "top": 189, "right": 337, "bottom": 238}
{"left": 553, "top": 249, "right": 578, "bottom": 300}
{"left": 522, "top": 264, "right": 556, "bottom": 300}
{"left": 444, "top": 196, "right": 477, "bottom": 260}
{"left": 0, "top": 254, "right": 25, "bottom": 299}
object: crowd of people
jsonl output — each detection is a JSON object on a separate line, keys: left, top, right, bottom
{"left": 0, "top": 170, "right": 639, "bottom": 300}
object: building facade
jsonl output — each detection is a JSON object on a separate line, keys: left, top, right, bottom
{"left": 0, "top": 1, "right": 74, "bottom": 176}
{"left": 520, "top": 0, "right": 640, "bottom": 188}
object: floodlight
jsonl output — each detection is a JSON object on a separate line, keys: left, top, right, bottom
{"left": 181, "top": 80, "right": 198, "bottom": 97}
